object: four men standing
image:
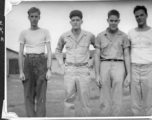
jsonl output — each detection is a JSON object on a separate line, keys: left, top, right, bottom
{"left": 18, "top": 5, "right": 152, "bottom": 117}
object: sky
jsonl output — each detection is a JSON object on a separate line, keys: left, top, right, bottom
{"left": 6, "top": 0, "right": 152, "bottom": 53}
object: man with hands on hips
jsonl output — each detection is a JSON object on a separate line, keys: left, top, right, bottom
{"left": 55, "top": 10, "right": 95, "bottom": 117}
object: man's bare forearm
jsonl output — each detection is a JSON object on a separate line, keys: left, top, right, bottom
{"left": 47, "top": 50, "right": 52, "bottom": 69}
{"left": 124, "top": 48, "right": 131, "bottom": 75}
{"left": 95, "top": 49, "right": 101, "bottom": 76}
{"left": 19, "top": 44, "right": 24, "bottom": 74}
{"left": 55, "top": 49, "right": 64, "bottom": 66}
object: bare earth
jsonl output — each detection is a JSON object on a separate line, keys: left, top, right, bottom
{"left": 7, "top": 74, "right": 150, "bottom": 120}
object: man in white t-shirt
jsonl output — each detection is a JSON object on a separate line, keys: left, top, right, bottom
{"left": 128, "top": 5, "right": 152, "bottom": 116}
{"left": 18, "top": 7, "right": 52, "bottom": 117}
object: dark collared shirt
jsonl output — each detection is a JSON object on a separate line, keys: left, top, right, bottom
{"left": 95, "top": 28, "right": 130, "bottom": 60}
{"left": 55, "top": 30, "right": 95, "bottom": 65}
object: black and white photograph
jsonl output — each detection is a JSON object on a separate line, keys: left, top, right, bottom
{"left": 4, "top": 0, "right": 152, "bottom": 119}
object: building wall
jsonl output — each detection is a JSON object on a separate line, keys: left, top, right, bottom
{"left": 6, "top": 49, "right": 19, "bottom": 76}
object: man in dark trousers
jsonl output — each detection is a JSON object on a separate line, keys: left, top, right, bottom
{"left": 18, "top": 7, "right": 52, "bottom": 117}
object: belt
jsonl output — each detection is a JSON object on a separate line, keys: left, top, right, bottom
{"left": 26, "top": 53, "right": 45, "bottom": 58}
{"left": 66, "top": 62, "right": 88, "bottom": 67}
{"left": 101, "top": 59, "right": 123, "bottom": 62}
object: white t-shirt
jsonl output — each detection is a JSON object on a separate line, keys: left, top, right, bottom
{"left": 19, "top": 28, "right": 51, "bottom": 54}
{"left": 128, "top": 28, "right": 152, "bottom": 64}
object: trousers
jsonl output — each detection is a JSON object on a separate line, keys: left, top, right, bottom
{"left": 23, "top": 56, "right": 47, "bottom": 117}
{"left": 131, "top": 63, "right": 152, "bottom": 116}
{"left": 99, "top": 61, "right": 126, "bottom": 116}
{"left": 64, "top": 66, "right": 91, "bottom": 117}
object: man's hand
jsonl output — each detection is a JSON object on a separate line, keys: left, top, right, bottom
{"left": 95, "top": 75, "right": 102, "bottom": 88}
{"left": 87, "top": 59, "right": 94, "bottom": 68}
{"left": 46, "top": 69, "right": 52, "bottom": 80}
{"left": 124, "top": 74, "right": 131, "bottom": 87}
{"left": 19, "top": 72, "right": 25, "bottom": 81}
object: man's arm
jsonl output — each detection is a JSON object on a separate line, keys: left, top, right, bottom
{"left": 19, "top": 43, "right": 25, "bottom": 81}
{"left": 124, "top": 47, "right": 131, "bottom": 87}
{"left": 95, "top": 48, "right": 100, "bottom": 76}
{"left": 88, "top": 34, "right": 95, "bottom": 68}
{"left": 55, "top": 36, "right": 65, "bottom": 71}
{"left": 95, "top": 47, "right": 102, "bottom": 87}
{"left": 123, "top": 34, "right": 131, "bottom": 87}
{"left": 46, "top": 41, "right": 52, "bottom": 80}
{"left": 95, "top": 35, "right": 102, "bottom": 88}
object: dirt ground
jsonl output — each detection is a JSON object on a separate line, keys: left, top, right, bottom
{"left": 6, "top": 74, "right": 150, "bottom": 119}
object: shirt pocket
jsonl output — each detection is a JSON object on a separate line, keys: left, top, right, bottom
{"left": 65, "top": 40, "right": 74, "bottom": 49}
{"left": 80, "top": 42, "right": 89, "bottom": 47}
{"left": 79, "top": 39, "right": 89, "bottom": 47}
{"left": 101, "top": 42, "right": 109, "bottom": 54}
{"left": 117, "top": 42, "right": 123, "bottom": 57}
{"left": 79, "top": 40, "right": 89, "bottom": 55}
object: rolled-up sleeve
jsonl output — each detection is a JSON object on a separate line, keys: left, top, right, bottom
{"left": 45, "top": 29, "right": 51, "bottom": 43}
{"left": 18, "top": 31, "right": 25, "bottom": 44}
{"left": 95, "top": 34, "right": 101, "bottom": 49}
{"left": 55, "top": 35, "right": 65, "bottom": 65}
{"left": 123, "top": 34, "right": 130, "bottom": 49}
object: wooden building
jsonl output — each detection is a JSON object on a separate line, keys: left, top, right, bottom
{"left": 6, "top": 48, "right": 20, "bottom": 77}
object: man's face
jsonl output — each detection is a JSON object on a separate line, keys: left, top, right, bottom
{"left": 70, "top": 16, "right": 83, "bottom": 30}
{"left": 134, "top": 9, "right": 147, "bottom": 26}
{"left": 28, "top": 12, "right": 40, "bottom": 26}
{"left": 107, "top": 15, "right": 120, "bottom": 31}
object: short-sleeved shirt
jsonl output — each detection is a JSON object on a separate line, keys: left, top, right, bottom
{"left": 95, "top": 28, "right": 130, "bottom": 60}
{"left": 55, "top": 30, "right": 95, "bottom": 65}
{"left": 128, "top": 28, "right": 152, "bottom": 64}
{"left": 18, "top": 28, "right": 51, "bottom": 54}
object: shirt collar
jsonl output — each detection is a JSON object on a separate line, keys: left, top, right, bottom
{"left": 104, "top": 27, "right": 122, "bottom": 36}
{"left": 67, "top": 29, "right": 87, "bottom": 37}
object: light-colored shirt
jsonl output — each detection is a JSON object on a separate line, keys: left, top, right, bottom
{"left": 128, "top": 28, "right": 152, "bottom": 64}
{"left": 18, "top": 28, "right": 51, "bottom": 54}
{"left": 95, "top": 28, "right": 130, "bottom": 60}
{"left": 55, "top": 30, "right": 95, "bottom": 65}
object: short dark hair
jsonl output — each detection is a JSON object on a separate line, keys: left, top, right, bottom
{"left": 28, "top": 7, "right": 41, "bottom": 15}
{"left": 133, "top": 5, "right": 147, "bottom": 15}
{"left": 69, "top": 10, "right": 83, "bottom": 19}
{"left": 108, "top": 9, "right": 120, "bottom": 18}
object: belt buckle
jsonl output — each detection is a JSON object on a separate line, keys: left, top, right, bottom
{"left": 39, "top": 54, "right": 43, "bottom": 57}
{"left": 71, "top": 63, "right": 75, "bottom": 67}
{"left": 111, "top": 59, "right": 114, "bottom": 62}
{"left": 75, "top": 63, "right": 79, "bottom": 67}
{"left": 30, "top": 54, "right": 34, "bottom": 57}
